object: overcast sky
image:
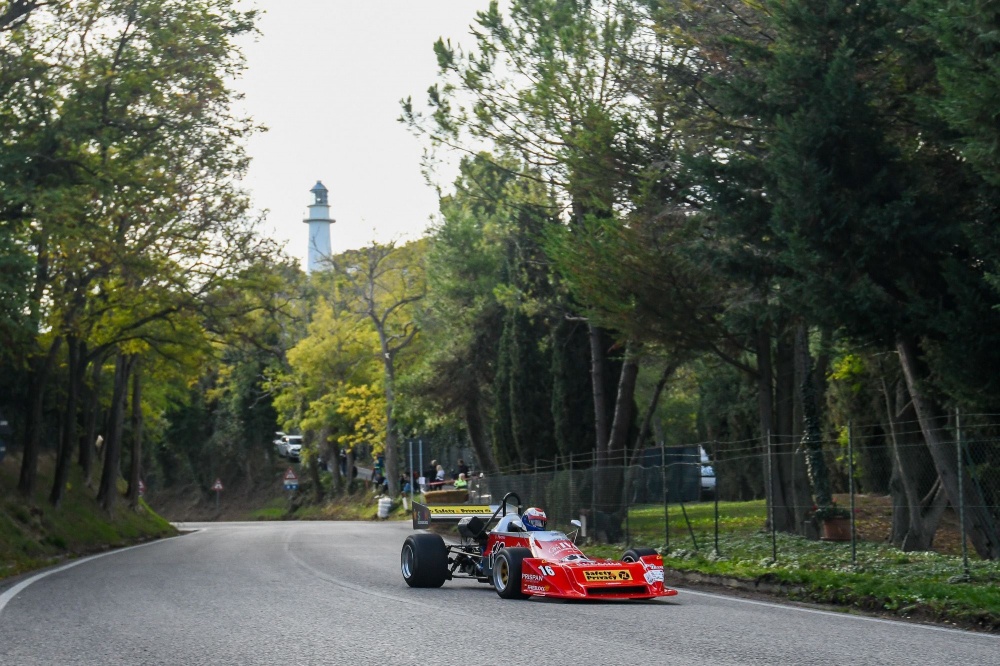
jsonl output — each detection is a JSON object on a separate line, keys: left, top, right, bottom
{"left": 236, "top": 2, "right": 488, "bottom": 269}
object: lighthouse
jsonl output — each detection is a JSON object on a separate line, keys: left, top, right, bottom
{"left": 304, "top": 181, "right": 334, "bottom": 273}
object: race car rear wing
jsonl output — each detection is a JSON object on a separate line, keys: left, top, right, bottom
{"left": 411, "top": 501, "right": 517, "bottom": 530}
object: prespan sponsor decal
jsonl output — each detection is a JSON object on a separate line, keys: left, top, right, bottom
{"left": 583, "top": 569, "right": 633, "bottom": 582}
{"left": 522, "top": 573, "right": 545, "bottom": 583}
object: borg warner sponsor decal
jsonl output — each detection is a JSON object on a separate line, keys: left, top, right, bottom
{"left": 522, "top": 573, "right": 545, "bottom": 583}
{"left": 583, "top": 569, "right": 633, "bottom": 582}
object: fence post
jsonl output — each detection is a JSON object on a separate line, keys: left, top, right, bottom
{"left": 848, "top": 421, "right": 856, "bottom": 565}
{"left": 713, "top": 446, "right": 720, "bottom": 556}
{"left": 591, "top": 449, "right": 597, "bottom": 540}
{"left": 568, "top": 453, "right": 574, "bottom": 528}
{"left": 767, "top": 430, "right": 776, "bottom": 562}
{"left": 623, "top": 451, "right": 631, "bottom": 548}
{"left": 533, "top": 458, "right": 539, "bottom": 508}
{"left": 957, "top": 408, "right": 970, "bottom": 577}
{"left": 662, "top": 439, "right": 669, "bottom": 551}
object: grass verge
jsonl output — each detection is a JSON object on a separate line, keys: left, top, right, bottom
{"left": 581, "top": 500, "right": 1000, "bottom": 632}
{"left": 1, "top": 455, "right": 178, "bottom": 582}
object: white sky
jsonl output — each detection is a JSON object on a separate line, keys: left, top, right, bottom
{"left": 236, "top": 1, "right": 488, "bottom": 269}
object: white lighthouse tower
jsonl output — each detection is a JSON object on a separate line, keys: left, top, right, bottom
{"left": 304, "top": 181, "right": 334, "bottom": 273}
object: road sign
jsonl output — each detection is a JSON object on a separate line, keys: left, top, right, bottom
{"left": 283, "top": 468, "right": 299, "bottom": 491}
{"left": 212, "top": 478, "right": 224, "bottom": 492}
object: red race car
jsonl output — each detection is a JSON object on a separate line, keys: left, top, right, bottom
{"left": 401, "top": 492, "right": 678, "bottom": 601}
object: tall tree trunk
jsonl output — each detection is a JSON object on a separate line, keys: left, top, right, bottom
{"left": 308, "top": 431, "right": 324, "bottom": 502}
{"left": 606, "top": 342, "right": 639, "bottom": 466}
{"left": 322, "top": 429, "right": 341, "bottom": 496}
{"left": 127, "top": 360, "right": 142, "bottom": 509}
{"left": 882, "top": 374, "right": 935, "bottom": 549}
{"left": 50, "top": 336, "right": 83, "bottom": 506}
{"left": 591, "top": 341, "right": 640, "bottom": 539}
{"left": 797, "top": 324, "right": 832, "bottom": 510}
{"left": 756, "top": 325, "right": 795, "bottom": 530}
{"left": 897, "top": 336, "right": 1000, "bottom": 559}
{"left": 464, "top": 386, "right": 499, "bottom": 474}
{"left": 79, "top": 351, "right": 104, "bottom": 485}
{"left": 97, "top": 353, "right": 134, "bottom": 512}
{"left": 379, "top": 339, "right": 400, "bottom": 497}
{"left": 778, "top": 326, "right": 811, "bottom": 530}
{"left": 628, "top": 360, "right": 680, "bottom": 466}
{"left": 589, "top": 322, "right": 610, "bottom": 461}
{"left": 18, "top": 337, "right": 63, "bottom": 499}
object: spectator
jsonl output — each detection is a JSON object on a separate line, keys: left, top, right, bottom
{"left": 457, "top": 459, "right": 470, "bottom": 477}
{"left": 454, "top": 473, "right": 468, "bottom": 489}
{"left": 426, "top": 463, "right": 446, "bottom": 490}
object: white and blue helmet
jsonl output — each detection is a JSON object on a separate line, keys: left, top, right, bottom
{"left": 521, "top": 507, "right": 547, "bottom": 531}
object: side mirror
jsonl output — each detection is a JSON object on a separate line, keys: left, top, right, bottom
{"left": 569, "top": 519, "right": 582, "bottom": 543}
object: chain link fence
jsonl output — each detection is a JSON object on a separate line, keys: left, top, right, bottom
{"left": 465, "top": 414, "right": 1000, "bottom": 567}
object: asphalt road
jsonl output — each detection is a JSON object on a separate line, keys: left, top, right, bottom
{"left": 0, "top": 521, "right": 997, "bottom": 666}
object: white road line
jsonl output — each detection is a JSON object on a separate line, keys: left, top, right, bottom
{"left": 281, "top": 532, "right": 471, "bottom": 616}
{"left": 0, "top": 535, "right": 186, "bottom": 617}
{"left": 678, "top": 587, "right": 999, "bottom": 638}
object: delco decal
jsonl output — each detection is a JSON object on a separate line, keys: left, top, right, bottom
{"left": 644, "top": 569, "right": 664, "bottom": 585}
{"left": 583, "top": 569, "right": 633, "bottom": 582}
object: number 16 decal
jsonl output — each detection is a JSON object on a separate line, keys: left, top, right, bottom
{"left": 540, "top": 565, "right": 555, "bottom": 576}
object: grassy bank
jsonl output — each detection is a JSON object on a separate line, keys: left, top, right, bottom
{"left": 0, "top": 455, "right": 178, "bottom": 581}
{"left": 583, "top": 500, "right": 1000, "bottom": 632}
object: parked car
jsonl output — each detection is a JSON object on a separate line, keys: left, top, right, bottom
{"left": 701, "top": 464, "right": 716, "bottom": 497}
{"left": 285, "top": 436, "right": 303, "bottom": 461}
{"left": 276, "top": 434, "right": 303, "bottom": 460}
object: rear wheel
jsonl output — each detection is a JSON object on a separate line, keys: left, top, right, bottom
{"left": 621, "top": 547, "right": 658, "bottom": 563}
{"left": 401, "top": 533, "right": 449, "bottom": 588}
{"left": 492, "top": 547, "right": 531, "bottom": 599}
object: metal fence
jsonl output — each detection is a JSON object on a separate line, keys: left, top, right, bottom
{"left": 466, "top": 414, "right": 1000, "bottom": 568}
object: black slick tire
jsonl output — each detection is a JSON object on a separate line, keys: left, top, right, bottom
{"left": 492, "top": 547, "right": 531, "bottom": 600}
{"left": 621, "top": 547, "right": 658, "bottom": 563}
{"left": 401, "top": 533, "right": 449, "bottom": 588}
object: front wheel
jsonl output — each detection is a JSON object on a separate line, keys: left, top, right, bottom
{"left": 621, "top": 547, "right": 658, "bottom": 563}
{"left": 492, "top": 547, "right": 531, "bottom": 599}
{"left": 401, "top": 533, "right": 448, "bottom": 588}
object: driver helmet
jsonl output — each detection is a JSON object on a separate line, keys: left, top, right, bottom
{"left": 521, "top": 507, "right": 547, "bottom": 531}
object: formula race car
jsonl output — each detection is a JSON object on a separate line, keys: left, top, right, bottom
{"left": 400, "top": 492, "right": 678, "bottom": 601}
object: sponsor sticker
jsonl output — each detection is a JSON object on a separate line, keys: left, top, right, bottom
{"left": 583, "top": 569, "right": 633, "bottom": 582}
{"left": 427, "top": 506, "right": 494, "bottom": 515}
{"left": 522, "top": 573, "right": 545, "bottom": 583}
{"left": 526, "top": 584, "right": 549, "bottom": 593}
{"left": 644, "top": 569, "right": 664, "bottom": 585}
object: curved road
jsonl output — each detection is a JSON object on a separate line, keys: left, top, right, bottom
{"left": 1, "top": 521, "right": 996, "bottom": 665}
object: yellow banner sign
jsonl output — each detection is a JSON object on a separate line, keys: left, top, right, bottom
{"left": 583, "top": 569, "right": 633, "bottom": 582}
{"left": 427, "top": 506, "right": 494, "bottom": 515}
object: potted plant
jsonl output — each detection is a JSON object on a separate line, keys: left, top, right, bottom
{"left": 808, "top": 500, "right": 852, "bottom": 541}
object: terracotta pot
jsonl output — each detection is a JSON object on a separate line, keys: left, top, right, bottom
{"left": 820, "top": 516, "right": 852, "bottom": 542}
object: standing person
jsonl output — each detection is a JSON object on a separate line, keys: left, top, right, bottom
{"left": 457, "top": 458, "right": 470, "bottom": 477}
